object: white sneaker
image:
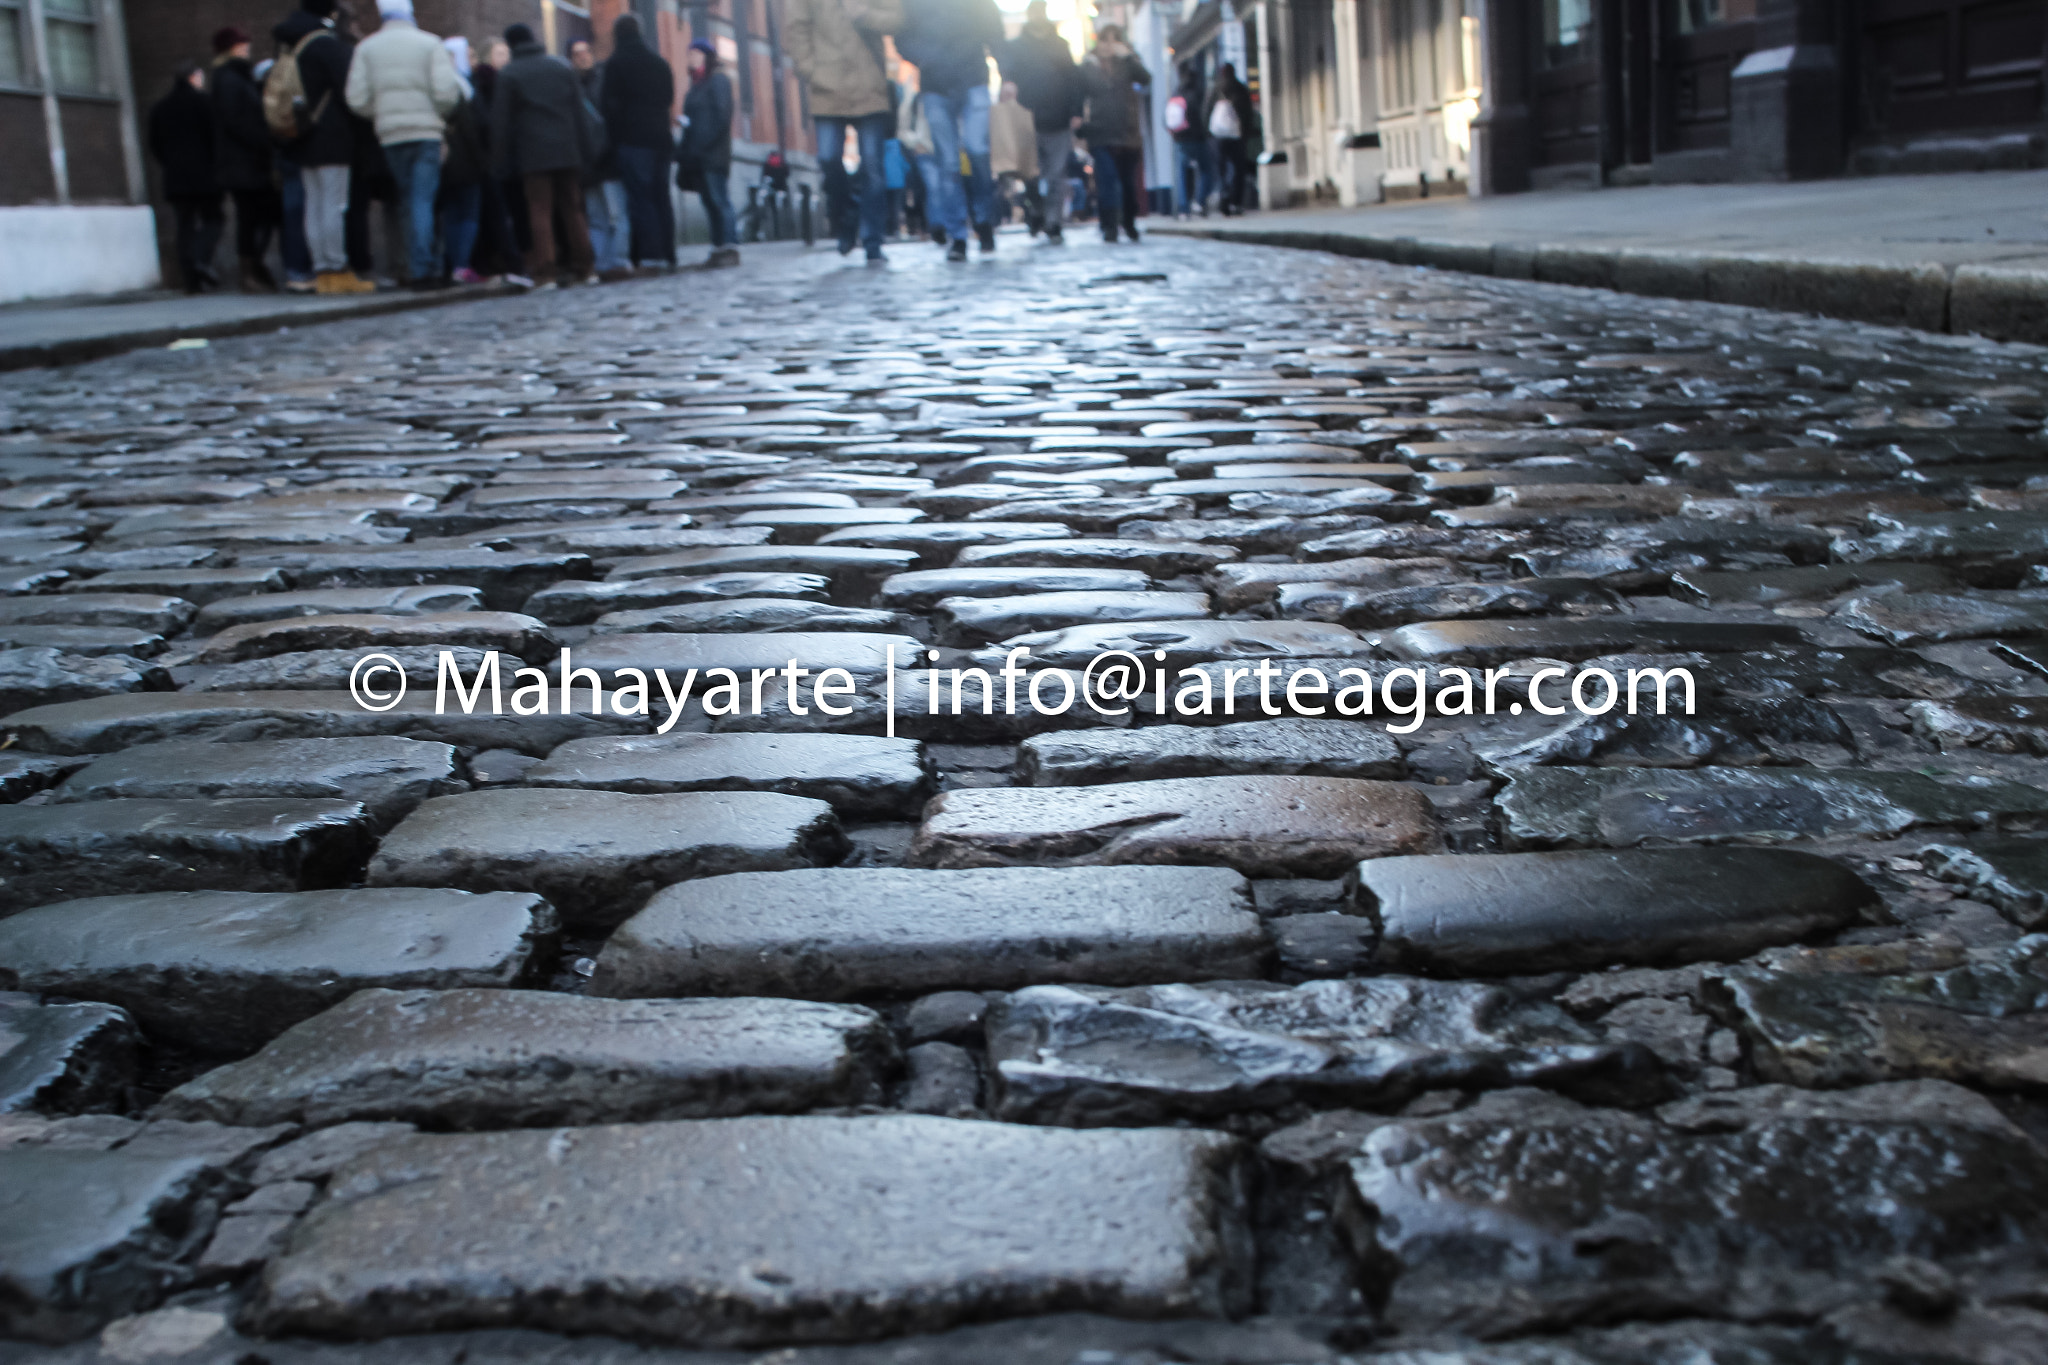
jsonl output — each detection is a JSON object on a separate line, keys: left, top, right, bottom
{"left": 505, "top": 273, "right": 536, "bottom": 290}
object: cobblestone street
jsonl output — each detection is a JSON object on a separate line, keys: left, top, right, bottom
{"left": 8, "top": 237, "right": 2048, "bottom": 1364}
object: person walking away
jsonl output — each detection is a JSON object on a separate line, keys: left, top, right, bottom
{"left": 1079, "top": 23, "right": 1149, "bottom": 242}
{"left": 270, "top": 0, "right": 369, "bottom": 292}
{"left": 1167, "top": 61, "right": 1215, "bottom": 218}
{"left": 786, "top": 0, "right": 901, "bottom": 264}
{"left": 569, "top": 39, "right": 631, "bottom": 278}
{"left": 895, "top": 0, "right": 1002, "bottom": 260}
{"left": 1000, "top": 0, "right": 1078, "bottom": 245}
{"left": 883, "top": 133, "right": 908, "bottom": 237}
{"left": 600, "top": 14, "right": 675, "bottom": 270}
{"left": 1207, "top": 61, "right": 1253, "bottom": 215}
{"left": 491, "top": 22, "right": 597, "bottom": 288}
{"left": 207, "top": 27, "right": 279, "bottom": 289}
{"left": 988, "top": 80, "right": 1037, "bottom": 232}
{"left": 150, "top": 63, "right": 225, "bottom": 292}
{"left": 676, "top": 38, "right": 738, "bottom": 267}
{"left": 344, "top": 0, "right": 462, "bottom": 289}
{"left": 893, "top": 65, "right": 937, "bottom": 241}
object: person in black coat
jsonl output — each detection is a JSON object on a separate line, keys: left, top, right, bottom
{"left": 677, "top": 38, "right": 737, "bottom": 264}
{"left": 207, "top": 26, "right": 278, "bottom": 290}
{"left": 491, "top": 23, "right": 596, "bottom": 285}
{"left": 602, "top": 13, "right": 676, "bottom": 267}
{"left": 149, "top": 63, "right": 224, "bottom": 292}
{"left": 1002, "top": 0, "right": 1079, "bottom": 243}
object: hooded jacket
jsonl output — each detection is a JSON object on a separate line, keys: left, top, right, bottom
{"left": 895, "top": 0, "right": 1002, "bottom": 100}
{"left": 785, "top": 0, "right": 904, "bottom": 121}
{"left": 209, "top": 54, "right": 273, "bottom": 191}
{"left": 344, "top": 16, "right": 464, "bottom": 146}
{"left": 1002, "top": 17, "right": 1080, "bottom": 132}
{"left": 490, "top": 38, "right": 588, "bottom": 176}
{"left": 149, "top": 78, "right": 217, "bottom": 197}
{"left": 1080, "top": 48, "right": 1150, "bottom": 150}
{"left": 271, "top": 6, "right": 355, "bottom": 166}
{"left": 600, "top": 22, "right": 675, "bottom": 149}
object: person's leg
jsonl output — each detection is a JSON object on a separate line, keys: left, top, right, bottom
{"left": 1093, "top": 146, "right": 1122, "bottom": 238}
{"left": 522, "top": 172, "right": 558, "bottom": 281}
{"left": 278, "top": 156, "right": 312, "bottom": 282}
{"left": 1036, "top": 129, "right": 1071, "bottom": 233}
{"left": 1114, "top": 147, "right": 1142, "bottom": 235}
{"left": 814, "top": 115, "right": 853, "bottom": 250}
{"left": 1174, "top": 141, "right": 1194, "bottom": 214}
{"left": 961, "top": 84, "right": 995, "bottom": 233}
{"left": 602, "top": 181, "right": 629, "bottom": 268}
{"left": 192, "top": 193, "right": 225, "bottom": 283}
{"left": 700, "top": 172, "right": 734, "bottom": 248}
{"left": 445, "top": 183, "right": 481, "bottom": 274}
{"left": 582, "top": 183, "right": 615, "bottom": 270}
{"left": 922, "top": 93, "right": 967, "bottom": 242}
{"left": 389, "top": 140, "right": 440, "bottom": 281}
{"left": 169, "top": 197, "right": 200, "bottom": 289}
{"left": 556, "top": 169, "right": 595, "bottom": 279}
{"left": 854, "top": 113, "right": 890, "bottom": 251}
{"left": 344, "top": 168, "right": 373, "bottom": 275}
{"left": 1197, "top": 139, "right": 1218, "bottom": 212}
{"left": 305, "top": 165, "right": 349, "bottom": 273}
{"left": 653, "top": 149, "right": 676, "bottom": 263}
{"left": 616, "top": 147, "right": 659, "bottom": 265}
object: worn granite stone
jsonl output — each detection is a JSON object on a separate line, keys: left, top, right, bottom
{"left": 913, "top": 776, "right": 1442, "bottom": 878}
{"left": 51, "top": 738, "right": 462, "bottom": 826}
{"left": 521, "top": 732, "right": 931, "bottom": 815}
{"left": 987, "top": 978, "right": 1659, "bottom": 1126}
{"left": 161, "top": 990, "right": 896, "bottom": 1129}
{"left": 1018, "top": 719, "right": 1403, "bottom": 785}
{"left": 592, "top": 865, "right": 1268, "bottom": 999}
{"left": 367, "top": 788, "right": 848, "bottom": 931}
{"left": 0, "top": 889, "right": 553, "bottom": 1051}
{"left": 1356, "top": 848, "right": 1878, "bottom": 975}
{"left": 0, "top": 797, "right": 372, "bottom": 910}
{"left": 0, "top": 995, "right": 138, "bottom": 1115}
{"left": 250, "top": 1115, "right": 1248, "bottom": 1344}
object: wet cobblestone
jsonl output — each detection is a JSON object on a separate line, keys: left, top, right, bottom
{"left": 5, "top": 238, "right": 2048, "bottom": 1363}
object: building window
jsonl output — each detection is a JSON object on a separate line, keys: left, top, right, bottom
{"left": 43, "top": 0, "right": 101, "bottom": 93}
{"left": 1543, "top": 0, "right": 1592, "bottom": 65}
{"left": 0, "top": 1, "right": 26, "bottom": 86}
{"left": 1675, "top": 0, "right": 1756, "bottom": 35}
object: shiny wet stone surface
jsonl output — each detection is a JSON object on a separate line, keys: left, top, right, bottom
{"left": 6, "top": 235, "right": 2048, "bottom": 1361}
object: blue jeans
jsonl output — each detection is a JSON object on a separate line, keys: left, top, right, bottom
{"left": 1174, "top": 138, "right": 1216, "bottom": 214}
{"left": 278, "top": 154, "right": 312, "bottom": 280}
{"left": 381, "top": 139, "right": 442, "bottom": 280}
{"left": 697, "top": 170, "right": 735, "bottom": 248}
{"left": 585, "top": 179, "right": 630, "bottom": 271}
{"left": 443, "top": 182, "right": 480, "bottom": 273}
{"left": 816, "top": 112, "right": 891, "bottom": 251}
{"left": 921, "top": 85, "right": 993, "bottom": 241}
{"left": 615, "top": 145, "right": 675, "bottom": 265}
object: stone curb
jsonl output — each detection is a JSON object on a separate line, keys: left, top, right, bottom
{"left": 0, "top": 281, "right": 515, "bottom": 374}
{"left": 1150, "top": 222, "right": 2048, "bottom": 346}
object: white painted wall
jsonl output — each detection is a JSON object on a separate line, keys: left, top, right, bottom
{"left": 0, "top": 206, "right": 161, "bottom": 304}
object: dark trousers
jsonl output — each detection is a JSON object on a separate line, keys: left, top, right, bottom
{"left": 615, "top": 144, "right": 675, "bottom": 265}
{"left": 523, "top": 168, "right": 593, "bottom": 282}
{"left": 169, "top": 193, "right": 225, "bottom": 290}
{"left": 277, "top": 155, "right": 312, "bottom": 279}
{"left": 817, "top": 111, "right": 891, "bottom": 251}
{"left": 1216, "top": 137, "right": 1249, "bottom": 211}
{"left": 696, "top": 170, "right": 735, "bottom": 248}
{"left": 1092, "top": 144, "right": 1143, "bottom": 238}
{"left": 228, "top": 187, "right": 278, "bottom": 264}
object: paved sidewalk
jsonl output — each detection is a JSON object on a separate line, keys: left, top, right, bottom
{"left": 0, "top": 281, "right": 513, "bottom": 372}
{"left": 1152, "top": 170, "right": 2048, "bottom": 343}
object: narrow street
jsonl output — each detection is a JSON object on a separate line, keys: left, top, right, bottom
{"left": 5, "top": 236, "right": 2048, "bottom": 1364}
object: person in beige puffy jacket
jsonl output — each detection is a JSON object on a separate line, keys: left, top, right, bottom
{"left": 786, "top": 0, "right": 903, "bottom": 262}
{"left": 344, "top": 0, "right": 464, "bottom": 286}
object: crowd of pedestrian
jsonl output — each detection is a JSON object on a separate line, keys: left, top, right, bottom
{"left": 146, "top": 0, "right": 1259, "bottom": 290}
{"left": 148, "top": 0, "right": 695, "bottom": 296}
